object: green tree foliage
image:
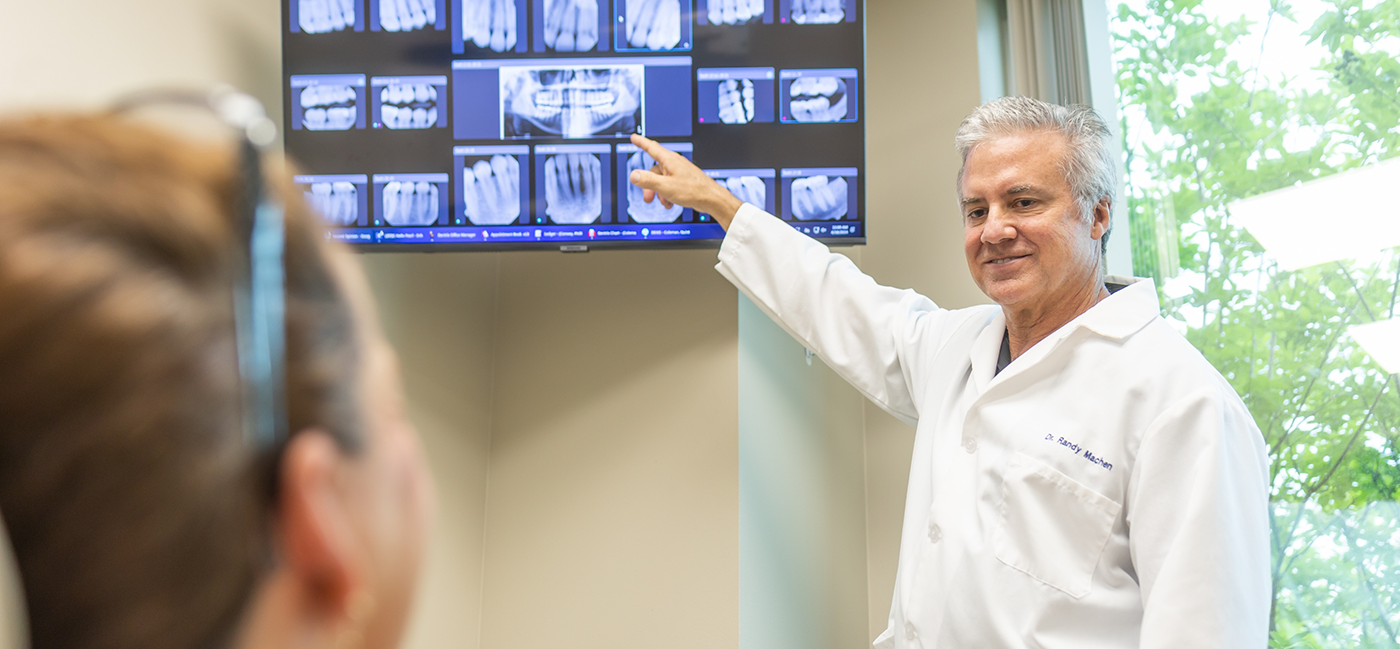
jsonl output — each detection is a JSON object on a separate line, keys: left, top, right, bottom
{"left": 1111, "top": 0, "right": 1400, "bottom": 645}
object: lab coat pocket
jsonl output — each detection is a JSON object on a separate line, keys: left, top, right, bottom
{"left": 992, "top": 452, "right": 1121, "bottom": 598}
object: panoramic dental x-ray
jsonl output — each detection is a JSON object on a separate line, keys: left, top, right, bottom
{"left": 463, "top": 154, "right": 523, "bottom": 225}
{"left": 503, "top": 66, "right": 642, "bottom": 138}
{"left": 379, "top": 82, "right": 441, "bottom": 129}
{"left": 545, "top": 153, "right": 603, "bottom": 224}
{"left": 300, "top": 0, "right": 357, "bottom": 32}
{"left": 301, "top": 85, "right": 359, "bottom": 130}
{"left": 381, "top": 0, "right": 437, "bottom": 31}
{"left": 463, "top": 0, "right": 518, "bottom": 51}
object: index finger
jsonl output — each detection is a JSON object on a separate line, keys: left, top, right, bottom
{"left": 629, "top": 133, "right": 685, "bottom": 167}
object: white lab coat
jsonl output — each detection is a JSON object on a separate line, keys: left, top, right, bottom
{"left": 716, "top": 205, "right": 1271, "bottom": 649}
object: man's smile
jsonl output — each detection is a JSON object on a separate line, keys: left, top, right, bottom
{"left": 986, "top": 253, "right": 1031, "bottom": 265}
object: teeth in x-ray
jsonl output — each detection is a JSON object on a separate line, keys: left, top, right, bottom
{"left": 300, "top": 0, "right": 357, "bottom": 33}
{"left": 718, "top": 79, "right": 755, "bottom": 124}
{"left": 544, "top": 153, "right": 602, "bottom": 224}
{"left": 379, "top": 83, "right": 439, "bottom": 129}
{"left": 790, "top": 0, "right": 843, "bottom": 24}
{"left": 463, "top": 0, "right": 518, "bottom": 51}
{"left": 503, "top": 67, "right": 642, "bottom": 138}
{"left": 381, "top": 0, "right": 435, "bottom": 31}
{"left": 301, "top": 85, "right": 359, "bottom": 130}
{"left": 463, "top": 155, "right": 522, "bottom": 225}
{"left": 626, "top": 151, "right": 682, "bottom": 223}
{"left": 625, "top": 0, "right": 681, "bottom": 50}
{"left": 305, "top": 182, "right": 360, "bottom": 226}
{"left": 710, "top": 0, "right": 764, "bottom": 24}
{"left": 382, "top": 181, "right": 440, "bottom": 226}
{"left": 791, "top": 175, "right": 848, "bottom": 220}
{"left": 724, "top": 175, "right": 766, "bottom": 208}
{"left": 789, "top": 76, "right": 847, "bottom": 122}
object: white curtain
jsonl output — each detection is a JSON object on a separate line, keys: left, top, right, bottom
{"left": 1006, "top": 0, "right": 1093, "bottom": 106}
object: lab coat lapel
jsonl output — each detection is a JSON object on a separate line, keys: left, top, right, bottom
{"left": 968, "top": 309, "right": 1006, "bottom": 396}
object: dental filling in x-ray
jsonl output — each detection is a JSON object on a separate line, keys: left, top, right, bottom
{"left": 724, "top": 175, "right": 766, "bottom": 208}
{"left": 718, "top": 79, "right": 754, "bottom": 124}
{"left": 625, "top": 151, "right": 684, "bottom": 223}
{"left": 381, "top": 0, "right": 436, "bottom": 31}
{"left": 463, "top": 155, "right": 523, "bottom": 225}
{"left": 503, "top": 67, "right": 641, "bottom": 138}
{"left": 791, "top": 175, "right": 848, "bottom": 220}
{"left": 306, "top": 182, "right": 360, "bottom": 226}
{"left": 302, "top": 85, "right": 359, "bottom": 130}
{"left": 544, "top": 153, "right": 603, "bottom": 224}
{"left": 625, "top": 0, "right": 681, "bottom": 50}
{"left": 380, "top": 83, "right": 439, "bottom": 129}
{"left": 382, "top": 181, "right": 442, "bottom": 226}
{"left": 708, "top": 0, "right": 764, "bottom": 24}
{"left": 544, "top": 0, "right": 599, "bottom": 51}
{"left": 300, "top": 0, "right": 357, "bottom": 32}
{"left": 463, "top": 0, "right": 517, "bottom": 51}
{"left": 789, "top": 76, "right": 846, "bottom": 122}
{"left": 789, "top": 0, "right": 842, "bottom": 23}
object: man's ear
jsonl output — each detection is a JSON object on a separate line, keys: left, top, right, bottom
{"left": 1090, "top": 197, "right": 1112, "bottom": 240}
{"left": 277, "top": 429, "right": 363, "bottom": 620}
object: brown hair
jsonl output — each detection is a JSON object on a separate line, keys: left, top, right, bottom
{"left": 0, "top": 115, "right": 363, "bottom": 649}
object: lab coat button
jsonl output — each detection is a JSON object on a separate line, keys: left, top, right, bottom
{"left": 963, "top": 438, "right": 978, "bottom": 453}
{"left": 927, "top": 522, "right": 942, "bottom": 543}
{"left": 904, "top": 621, "right": 918, "bottom": 641}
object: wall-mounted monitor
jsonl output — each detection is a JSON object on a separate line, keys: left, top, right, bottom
{"left": 282, "top": 0, "right": 865, "bottom": 251}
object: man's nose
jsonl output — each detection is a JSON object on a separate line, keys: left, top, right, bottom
{"left": 980, "top": 207, "right": 1016, "bottom": 244}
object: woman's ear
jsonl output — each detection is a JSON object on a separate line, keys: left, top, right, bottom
{"left": 277, "top": 429, "right": 365, "bottom": 622}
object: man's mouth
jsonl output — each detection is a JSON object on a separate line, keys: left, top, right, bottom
{"left": 987, "top": 254, "right": 1029, "bottom": 265}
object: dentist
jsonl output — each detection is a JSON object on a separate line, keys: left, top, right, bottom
{"left": 628, "top": 96, "right": 1270, "bottom": 649}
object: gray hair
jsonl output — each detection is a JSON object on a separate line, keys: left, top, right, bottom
{"left": 954, "top": 96, "right": 1116, "bottom": 255}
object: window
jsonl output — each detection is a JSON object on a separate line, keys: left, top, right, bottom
{"left": 1110, "top": 0, "right": 1400, "bottom": 644}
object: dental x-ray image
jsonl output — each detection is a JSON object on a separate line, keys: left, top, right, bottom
{"left": 463, "top": 155, "right": 523, "bottom": 225}
{"left": 378, "top": 0, "right": 437, "bottom": 30}
{"left": 300, "top": 85, "right": 360, "bottom": 130}
{"left": 298, "top": 0, "right": 360, "bottom": 32}
{"left": 699, "top": 0, "right": 765, "bottom": 24}
{"left": 789, "top": 76, "right": 845, "bottom": 122}
{"left": 625, "top": 151, "right": 684, "bottom": 223}
{"left": 463, "top": 0, "right": 518, "bottom": 51}
{"left": 296, "top": 174, "right": 368, "bottom": 227}
{"left": 502, "top": 66, "right": 642, "bottom": 138}
{"left": 724, "top": 175, "right": 766, "bottom": 208}
{"left": 543, "top": 0, "right": 599, "bottom": 51}
{"left": 374, "top": 174, "right": 448, "bottom": 227}
{"left": 618, "top": 0, "right": 687, "bottom": 50}
{"left": 374, "top": 77, "right": 446, "bottom": 129}
{"left": 718, "top": 79, "right": 754, "bottom": 124}
{"left": 544, "top": 153, "right": 603, "bottom": 224}
{"left": 790, "top": 175, "right": 848, "bottom": 220}
{"left": 788, "top": 0, "right": 842, "bottom": 23}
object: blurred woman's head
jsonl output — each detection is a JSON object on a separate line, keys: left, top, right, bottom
{"left": 0, "top": 114, "right": 433, "bottom": 649}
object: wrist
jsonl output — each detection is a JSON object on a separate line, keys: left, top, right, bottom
{"left": 708, "top": 193, "right": 744, "bottom": 230}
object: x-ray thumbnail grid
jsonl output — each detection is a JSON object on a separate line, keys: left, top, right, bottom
{"left": 371, "top": 0, "right": 445, "bottom": 31}
{"left": 704, "top": 168, "right": 775, "bottom": 217}
{"left": 292, "top": 0, "right": 364, "bottom": 33}
{"left": 697, "top": 68, "right": 774, "bottom": 124}
{"left": 456, "top": 0, "right": 528, "bottom": 53}
{"left": 616, "top": 142, "right": 693, "bottom": 224}
{"left": 696, "top": 0, "right": 772, "bottom": 24}
{"left": 452, "top": 57, "right": 691, "bottom": 141}
{"left": 291, "top": 75, "right": 367, "bottom": 131}
{"left": 614, "top": 0, "right": 693, "bottom": 51}
{"left": 532, "top": 0, "right": 611, "bottom": 52}
{"left": 781, "top": 167, "right": 856, "bottom": 222}
{"left": 454, "top": 145, "right": 530, "bottom": 226}
{"left": 373, "top": 174, "right": 450, "bottom": 226}
{"left": 779, "top": 68, "right": 857, "bottom": 123}
{"left": 535, "top": 144, "right": 611, "bottom": 225}
{"left": 297, "top": 174, "right": 369, "bottom": 227}
{"left": 372, "top": 76, "right": 448, "bottom": 130}
{"left": 777, "top": 0, "right": 855, "bottom": 23}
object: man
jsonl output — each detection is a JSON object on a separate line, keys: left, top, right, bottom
{"left": 628, "top": 96, "right": 1271, "bottom": 648}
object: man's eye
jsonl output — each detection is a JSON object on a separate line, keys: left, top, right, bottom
{"left": 1014, "top": 199, "right": 1035, "bottom": 208}
{"left": 967, "top": 209, "right": 987, "bottom": 219}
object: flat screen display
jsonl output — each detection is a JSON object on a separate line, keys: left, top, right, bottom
{"left": 283, "top": 0, "right": 865, "bottom": 251}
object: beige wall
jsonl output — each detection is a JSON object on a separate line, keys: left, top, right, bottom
{"left": 0, "top": 0, "right": 991, "bottom": 646}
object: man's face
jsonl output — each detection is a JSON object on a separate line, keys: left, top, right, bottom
{"left": 959, "top": 131, "right": 1106, "bottom": 314}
